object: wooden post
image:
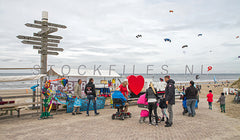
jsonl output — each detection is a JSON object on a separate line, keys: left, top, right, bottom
{"left": 17, "top": 11, "right": 66, "bottom": 118}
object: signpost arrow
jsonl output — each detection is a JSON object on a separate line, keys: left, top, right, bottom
{"left": 22, "top": 40, "right": 58, "bottom": 47}
{"left": 33, "top": 46, "right": 64, "bottom": 51}
{"left": 17, "top": 35, "right": 41, "bottom": 41}
{"left": 38, "top": 50, "right": 59, "bottom": 55}
{"left": 37, "top": 27, "right": 58, "bottom": 35}
{"left": 33, "top": 33, "right": 63, "bottom": 39}
{"left": 25, "top": 23, "right": 43, "bottom": 29}
{"left": 34, "top": 20, "right": 67, "bottom": 29}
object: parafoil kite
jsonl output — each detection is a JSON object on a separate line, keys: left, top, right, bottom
{"left": 61, "top": 79, "right": 68, "bottom": 87}
{"left": 164, "top": 38, "right": 171, "bottom": 42}
{"left": 207, "top": 66, "right": 212, "bottom": 72}
{"left": 169, "top": 10, "right": 174, "bottom": 13}
{"left": 198, "top": 34, "right": 202, "bottom": 37}
{"left": 136, "top": 34, "right": 142, "bottom": 38}
{"left": 182, "top": 45, "right": 188, "bottom": 48}
{"left": 160, "top": 78, "right": 164, "bottom": 82}
{"left": 196, "top": 75, "right": 200, "bottom": 80}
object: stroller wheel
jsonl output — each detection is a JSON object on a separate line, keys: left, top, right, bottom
{"left": 129, "top": 113, "right": 132, "bottom": 118}
{"left": 120, "top": 114, "right": 125, "bottom": 120}
{"left": 112, "top": 114, "right": 116, "bottom": 120}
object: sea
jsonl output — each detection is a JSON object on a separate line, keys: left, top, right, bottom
{"left": 0, "top": 73, "right": 239, "bottom": 90}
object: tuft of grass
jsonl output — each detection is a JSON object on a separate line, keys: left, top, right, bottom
{"left": 231, "top": 78, "right": 240, "bottom": 89}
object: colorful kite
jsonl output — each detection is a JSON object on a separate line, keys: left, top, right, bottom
{"left": 198, "top": 34, "right": 202, "bottom": 37}
{"left": 236, "top": 36, "right": 239, "bottom": 39}
{"left": 61, "top": 79, "right": 68, "bottom": 87}
{"left": 164, "top": 38, "right": 171, "bottom": 42}
{"left": 208, "top": 66, "right": 213, "bottom": 72}
{"left": 169, "top": 10, "right": 174, "bottom": 13}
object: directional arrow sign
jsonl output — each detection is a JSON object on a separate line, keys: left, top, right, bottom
{"left": 25, "top": 23, "right": 43, "bottom": 29}
{"left": 22, "top": 40, "right": 41, "bottom": 45}
{"left": 17, "top": 35, "right": 41, "bottom": 41}
{"left": 34, "top": 20, "right": 67, "bottom": 29}
{"left": 21, "top": 40, "right": 58, "bottom": 47}
{"left": 33, "top": 33, "right": 63, "bottom": 39}
{"left": 38, "top": 50, "right": 59, "bottom": 55}
{"left": 17, "top": 35, "right": 59, "bottom": 43}
{"left": 33, "top": 46, "right": 64, "bottom": 51}
{"left": 37, "top": 27, "right": 57, "bottom": 35}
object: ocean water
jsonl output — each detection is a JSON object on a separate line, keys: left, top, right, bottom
{"left": 0, "top": 73, "right": 239, "bottom": 90}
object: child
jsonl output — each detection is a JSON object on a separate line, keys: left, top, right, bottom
{"left": 159, "top": 95, "right": 168, "bottom": 123}
{"left": 72, "top": 96, "right": 82, "bottom": 115}
{"left": 207, "top": 90, "right": 213, "bottom": 110}
{"left": 217, "top": 93, "right": 226, "bottom": 113}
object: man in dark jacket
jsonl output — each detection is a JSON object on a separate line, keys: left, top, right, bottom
{"left": 164, "top": 75, "right": 175, "bottom": 127}
{"left": 185, "top": 81, "right": 198, "bottom": 117}
{"left": 85, "top": 78, "right": 99, "bottom": 116}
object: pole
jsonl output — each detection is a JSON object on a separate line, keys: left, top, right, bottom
{"left": 40, "top": 11, "right": 48, "bottom": 116}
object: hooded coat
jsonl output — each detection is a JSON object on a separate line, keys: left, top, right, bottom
{"left": 165, "top": 79, "right": 175, "bottom": 105}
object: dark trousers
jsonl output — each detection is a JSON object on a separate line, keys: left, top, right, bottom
{"left": 148, "top": 102, "right": 158, "bottom": 124}
{"left": 87, "top": 95, "right": 97, "bottom": 114}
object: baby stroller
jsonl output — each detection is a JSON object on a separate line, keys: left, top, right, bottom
{"left": 137, "top": 94, "right": 160, "bottom": 124}
{"left": 112, "top": 98, "right": 131, "bottom": 120}
{"left": 182, "top": 97, "right": 198, "bottom": 115}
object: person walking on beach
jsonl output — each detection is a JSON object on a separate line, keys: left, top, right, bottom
{"left": 85, "top": 78, "right": 99, "bottom": 116}
{"left": 207, "top": 90, "right": 213, "bottom": 110}
{"left": 217, "top": 92, "right": 226, "bottom": 113}
{"left": 119, "top": 79, "right": 129, "bottom": 113}
{"left": 145, "top": 82, "right": 158, "bottom": 127}
{"left": 72, "top": 79, "right": 82, "bottom": 115}
{"left": 185, "top": 81, "right": 198, "bottom": 117}
{"left": 164, "top": 75, "right": 175, "bottom": 127}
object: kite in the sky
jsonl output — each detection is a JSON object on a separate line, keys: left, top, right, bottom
{"left": 236, "top": 36, "right": 239, "bottom": 39}
{"left": 196, "top": 75, "right": 200, "bottom": 80}
{"left": 238, "top": 56, "right": 240, "bottom": 58}
{"left": 198, "top": 34, "right": 202, "bottom": 37}
{"left": 164, "top": 38, "right": 171, "bottom": 42}
{"left": 209, "top": 50, "right": 213, "bottom": 53}
{"left": 182, "top": 45, "right": 188, "bottom": 48}
{"left": 136, "top": 35, "right": 142, "bottom": 38}
{"left": 208, "top": 66, "right": 213, "bottom": 72}
{"left": 160, "top": 78, "right": 164, "bottom": 82}
{"left": 61, "top": 79, "right": 68, "bottom": 87}
{"left": 169, "top": 10, "right": 174, "bottom": 13}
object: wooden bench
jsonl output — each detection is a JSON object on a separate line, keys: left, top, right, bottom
{"left": 0, "top": 102, "right": 42, "bottom": 117}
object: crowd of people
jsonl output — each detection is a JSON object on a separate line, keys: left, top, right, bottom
{"left": 71, "top": 75, "right": 226, "bottom": 128}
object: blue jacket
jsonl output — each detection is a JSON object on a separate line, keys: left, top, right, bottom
{"left": 112, "top": 91, "right": 127, "bottom": 106}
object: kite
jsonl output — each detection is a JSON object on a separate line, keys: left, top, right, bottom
{"left": 61, "top": 79, "right": 68, "bottom": 87}
{"left": 160, "top": 78, "right": 164, "bottom": 82}
{"left": 209, "top": 50, "right": 213, "bottom": 53}
{"left": 238, "top": 56, "right": 240, "bottom": 58}
{"left": 164, "top": 38, "right": 171, "bottom": 42}
{"left": 198, "top": 34, "right": 202, "bottom": 37}
{"left": 169, "top": 10, "right": 174, "bottom": 13}
{"left": 236, "top": 36, "right": 239, "bottom": 39}
{"left": 136, "top": 35, "right": 142, "bottom": 38}
{"left": 182, "top": 45, "right": 188, "bottom": 48}
{"left": 208, "top": 66, "right": 212, "bottom": 72}
{"left": 196, "top": 75, "right": 200, "bottom": 80}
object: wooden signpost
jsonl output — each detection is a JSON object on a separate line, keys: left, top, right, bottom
{"left": 17, "top": 11, "right": 67, "bottom": 119}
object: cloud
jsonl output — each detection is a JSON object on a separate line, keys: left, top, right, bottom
{"left": 0, "top": 0, "right": 240, "bottom": 73}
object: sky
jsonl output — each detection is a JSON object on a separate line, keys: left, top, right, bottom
{"left": 0, "top": 0, "right": 240, "bottom": 74}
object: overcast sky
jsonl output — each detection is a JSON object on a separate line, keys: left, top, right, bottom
{"left": 0, "top": 0, "right": 240, "bottom": 74}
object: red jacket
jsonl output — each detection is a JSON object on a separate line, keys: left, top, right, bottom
{"left": 119, "top": 84, "right": 128, "bottom": 97}
{"left": 207, "top": 93, "right": 213, "bottom": 102}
